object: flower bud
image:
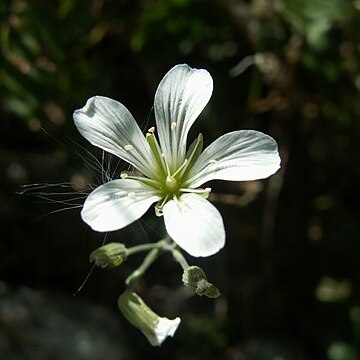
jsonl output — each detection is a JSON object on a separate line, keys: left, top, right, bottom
{"left": 118, "top": 291, "right": 181, "bottom": 346}
{"left": 89, "top": 242, "right": 128, "bottom": 268}
{"left": 182, "top": 265, "right": 221, "bottom": 299}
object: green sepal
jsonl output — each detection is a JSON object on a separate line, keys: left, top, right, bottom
{"left": 89, "top": 242, "right": 128, "bottom": 268}
{"left": 182, "top": 265, "right": 221, "bottom": 299}
{"left": 118, "top": 291, "right": 158, "bottom": 335}
{"left": 195, "top": 279, "right": 221, "bottom": 298}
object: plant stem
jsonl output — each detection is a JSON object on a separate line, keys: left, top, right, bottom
{"left": 126, "top": 239, "right": 168, "bottom": 287}
{"left": 124, "top": 237, "right": 189, "bottom": 287}
{"left": 172, "top": 247, "right": 189, "bottom": 270}
{"left": 126, "top": 242, "right": 160, "bottom": 256}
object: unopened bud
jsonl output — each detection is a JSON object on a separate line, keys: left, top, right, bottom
{"left": 182, "top": 266, "right": 221, "bottom": 299}
{"left": 118, "top": 291, "right": 181, "bottom": 346}
{"left": 89, "top": 243, "right": 128, "bottom": 268}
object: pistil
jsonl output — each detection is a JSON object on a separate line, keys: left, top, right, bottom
{"left": 165, "top": 175, "right": 179, "bottom": 194}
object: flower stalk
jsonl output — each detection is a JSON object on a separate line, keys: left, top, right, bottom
{"left": 171, "top": 247, "right": 190, "bottom": 271}
{"left": 126, "top": 247, "right": 163, "bottom": 287}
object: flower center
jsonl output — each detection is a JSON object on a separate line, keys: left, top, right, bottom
{"left": 164, "top": 175, "right": 179, "bottom": 195}
{"left": 121, "top": 127, "right": 212, "bottom": 216}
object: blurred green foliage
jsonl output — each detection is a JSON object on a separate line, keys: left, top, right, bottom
{"left": 1, "top": 0, "right": 93, "bottom": 119}
{"left": 1, "top": 0, "right": 360, "bottom": 359}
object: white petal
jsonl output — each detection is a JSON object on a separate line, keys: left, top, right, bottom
{"left": 81, "top": 179, "right": 161, "bottom": 232}
{"left": 185, "top": 130, "right": 281, "bottom": 188}
{"left": 73, "top": 96, "right": 157, "bottom": 178}
{"left": 154, "top": 64, "right": 213, "bottom": 170}
{"left": 144, "top": 317, "right": 181, "bottom": 347}
{"left": 163, "top": 193, "right": 225, "bottom": 257}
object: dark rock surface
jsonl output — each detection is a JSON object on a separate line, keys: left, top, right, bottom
{"left": 0, "top": 283, "right": 131, "bottom": 360}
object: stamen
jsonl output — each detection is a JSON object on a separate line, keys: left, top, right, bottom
{"left": 179, "top": 187, "right": 211, "bottom": 199}
{"left": 155, "top": 206, "right": 163, "bottom": 217}
{"left": 147, "top": 126, "right": 155, "bottom": 133}
{"left": 162, "top": 153, "right": 171, "bottom": 176}
{"left": 171, "top": 158, "right": 188, "bottom": 178}
{"left": 124, "top": 144, "right": 134, "bottom": 151}
{"left": 179, "top": 187, "right": 211, "bottom": 194}
{"left": 146, "top": 133, "right": 166, "bottom": 178}
{"left": 120, "top": 172, "right": 162, "bottom": 189}
{"left": 176, "top": 133, "right": 204, "bottom": 180}
{"left": 142, "top": 178, "right": 162, "bottom": 189}
{"left": 159, "top": 194, "right": 170, "bottom": 208}
{"left": 127, "top": 192, "right": 136, "bottom": 198}
{"left": 171, "top": 122, "right": 177, "bottom": 131}
{"left": 155, "top": 194, "right": 170, "bottom": 216}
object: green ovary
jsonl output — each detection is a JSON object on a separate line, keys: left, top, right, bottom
{"left": 164, "top": 175, "right": 180, "bottom": 196}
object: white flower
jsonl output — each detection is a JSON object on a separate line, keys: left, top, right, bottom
{"left": 73, "top": 64, "right": 280, "bottom": 257}
{"left": 118, "top": 291, "right": 181, "bottom": 346}
{"left": 147, "top": 316, "right": 181, "bottom": 347}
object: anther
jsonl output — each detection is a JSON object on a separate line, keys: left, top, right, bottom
{"left": 120, "top": 173, "right": 128, "bottom": 179}
{"left": 147, "top": 126, "right": 155, "bottom": 133}
{"left": 171, "top": 122, "right": 177, "bottom": 131}
{"left": 208, "top": 159, "right": 218, "bottom": 164}
{"left": 127, "top": 192, "right": 136, "bottom": 198}
{"left": 124, "top": 144, "right": 133, "bottom": 151}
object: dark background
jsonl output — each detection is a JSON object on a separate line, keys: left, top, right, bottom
{"left": 1, "top": 1, "right": 360, "bottom": 359}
